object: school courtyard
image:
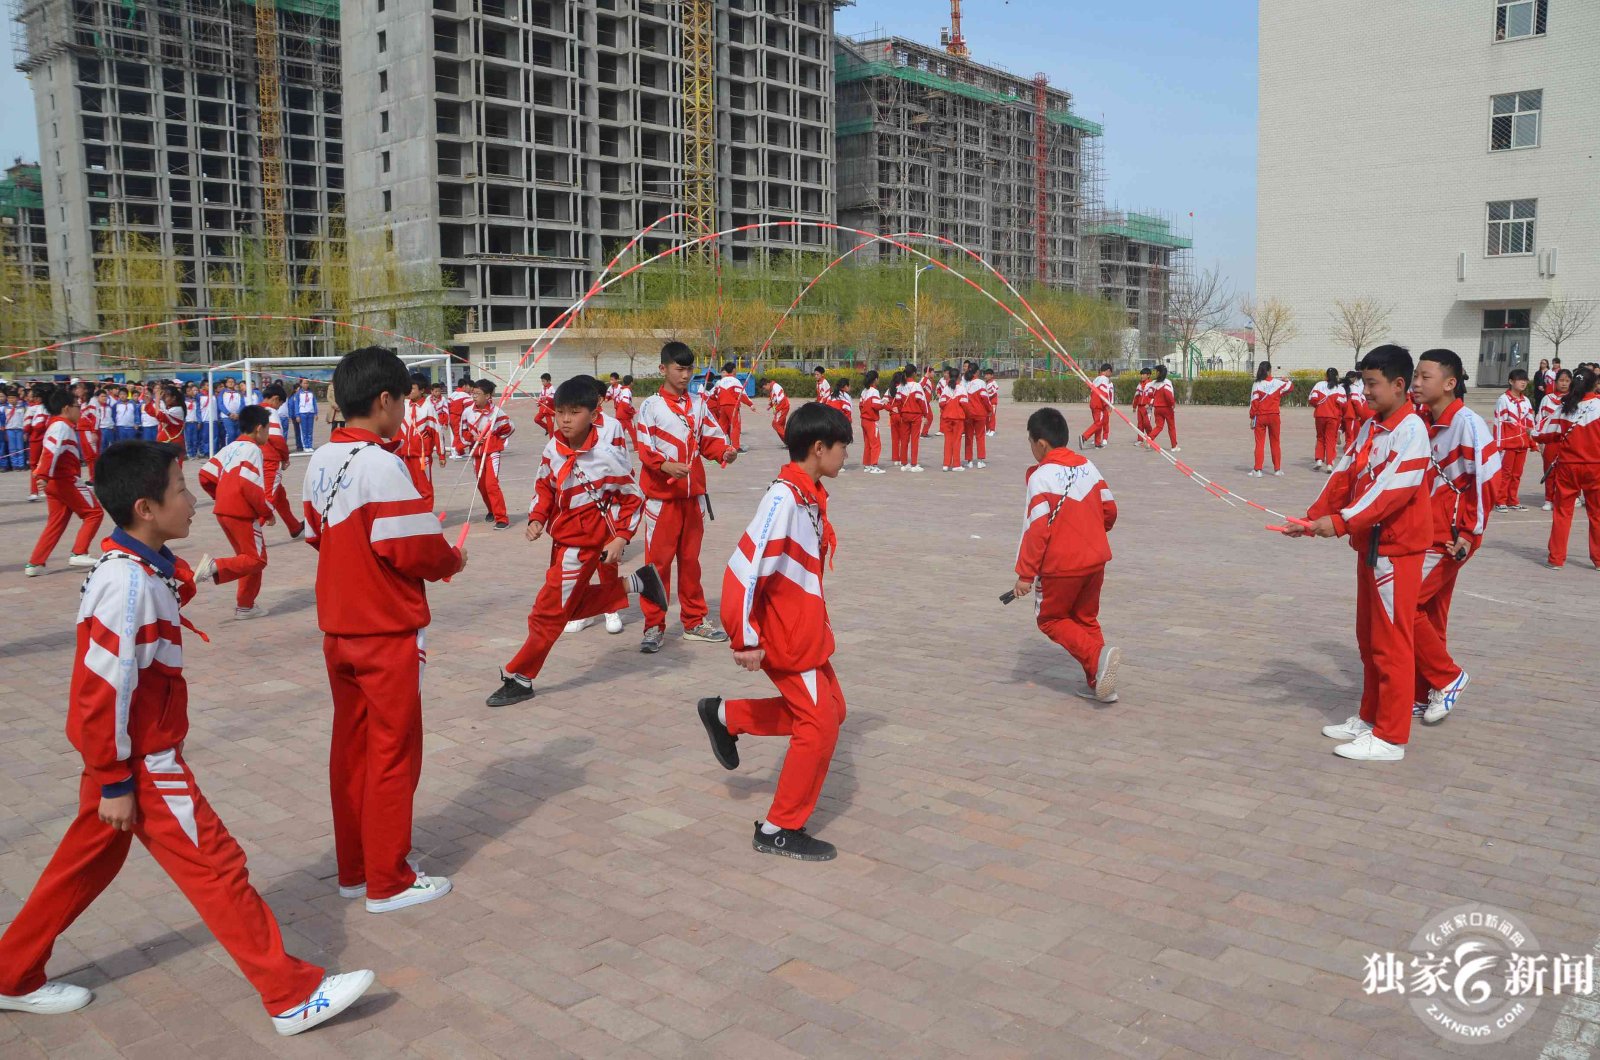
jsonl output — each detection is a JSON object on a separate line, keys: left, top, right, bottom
{"left": 1, "top": 394, "right": 1596, "bottom": 1059}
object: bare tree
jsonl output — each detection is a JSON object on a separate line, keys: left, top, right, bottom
{"left": 1239, "top": 295, "right": 1298, "bottom": 367}
{"left": 1168, "top": 265, "right": 1233, "bottom": 391}
{"left": 1533, "top": 297, "right": 1597, "bottom": 362}
{"left": 1329, "top": 297, "right": 1393, "bottom": 363}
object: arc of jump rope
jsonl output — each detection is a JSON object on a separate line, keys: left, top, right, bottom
{"left": 447, "top": 219, "right": 1302, "bottom": 547}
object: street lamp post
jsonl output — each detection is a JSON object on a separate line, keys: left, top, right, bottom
{"left": 912, "top": 262, "right": 935, "bottom": 362}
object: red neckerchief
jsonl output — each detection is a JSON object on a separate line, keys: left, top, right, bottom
{"left": 778, "top": 462, "right": 837, "bottom": 570}
{"left": 659, "top": 387, "right": 701, "bottom": 439}
{"left": 1350, "top": 404, "right": 1414, "bottom": 483}
{"left": 551, "top": 425, "right": 598, "bottom": 488}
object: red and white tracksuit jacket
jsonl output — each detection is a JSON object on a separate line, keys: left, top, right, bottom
{"left": 1537, "top": 394, "right": 1600, "bottom": 567}
{"left": 535, "top": 383, "right": 556, "bottom": 434}
{"left": 1309, "top": 381, "right": 1347, "bottom": 462}
{"left": 0, "top": 534, "right": 326, "bottom": 1014}
{"left": 634, "top": 387, "right": 733, "bottom": 630}
{"left": 1537, "top": 393, "right": 1567, "bottom": 503}
{"left": 985, "top": 379, "right": 1000, "bottom": 431}
{"left": 459, "top": 402, "right": 515, "bottom": 522}
{"left": 76, "top": 401, "right": 100, "bottom": 475}
{"left": 712, "top": 375, "right": 754, "bottom": 447}
{"left": 961, "top": 377, "right": 989, "bottom": 460}
{"left": 1084, "top": 375, "right": 1114, "bottom": 445}
{"left": 767, "top": 382, "right": 790, "bottom": 440}
{"left": 1149, "top": 379, "right": 1177, "bottom": 445}
{"left": 29, "top": 417, "right": 104, "bottom": 565}
{"left": 24, "top": 400, "right": 46, "bottom": 494}
{"left": 859, "top": 386, "right": 885, "bottom": 466}
{"left": 1017, "top": 448, "right": 1118, "bottom": 683}
{"left": 1249, "top": 376, "right": 1293, "bottom": 470}
{"left": 614, "top": 385, "right": 636, "bottom": 441}
{"left": 1307, "top": 406, "right": 1432, "bottom": 745}
{"left": 815, "top": 377, "right": 832, "bottom": 403}
{"left": 301, "top": 428, "right": 462, "bottom": 900}
{"left": 398, "top": 397, "right": 443, "bottom": 507}
{"left": 920, "top": 374, "right": 935, "bottom": 435}
{"left": 894, "top": 380, "right": 928, "bottom": 464}
{"left": 148, "top": 401, "right": 184, "bottom": 444}
{"left": 720, "top": 463, "right": 843, "bottom": 830}
{"left": 262, "top": 412, "right": 303, "bottom": 532}
{"left": 503, "top": 424, "right": 644, "bottom": 680}
{"left": 939, "top": 378, "right": 968, "bottom": 467}
{"left": 200, "top": 439, "right": 274, "bottom": 608}
{"left": 1493, "top": 390, "right": 1535, "bottom": 507}
{"left": 448, "top": 387, "right": 472, "bottom": 453}
{"left": 1133, "top": 380, "right": 1154, "bottom": 436}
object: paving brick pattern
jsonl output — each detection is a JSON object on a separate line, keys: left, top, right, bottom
{"left": 1, "top": 394, "right": 1594, "bottom": 1058}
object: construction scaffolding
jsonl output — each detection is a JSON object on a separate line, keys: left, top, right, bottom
{"left": 682, "top": 0, "right": 716, "bottom": 261}
{"left": 1088, "top": 209, "right": 1193, "bottom": 361}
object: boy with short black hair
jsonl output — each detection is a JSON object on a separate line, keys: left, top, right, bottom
{"left": 698, "top": 401, "right": 852, "bottom": 862}
{"left": 198, "top": 404, "right": 275, "bottom": 618}
{"left": 25, "top": 388, "right": 103, "bottom": 576}
{"left": 1494, "top": 368, "right": 1535, "bottom": 511}
{"left": 813, "top": 365, "right": 831, "bottom": 403}
{"left": 259, "top": 383, "right": 306, "bottom": 537}
{"left": 1289, "top": 344, "right": 1431, "bottom": 762}
{"left": 1082, "top": 364, "right": 1114, "bottom": 449}
{"left": 763, "top": 377, "right": 790, "bottom": 443}
{"left": 983, "top": 367, "right": 999, "bottom": 436}
{"left": 302, "top": 347, "right": 467, "bottom": 913}
{"left": 458, "top": 378, "right": 515, "bottom": 528}
{"left": 1012, "top": 407, "right": 1121, "bottom": 702}
{"left": 398, "top": 371, "right": 446, "bottom": 510}
{"left": 0, "top": 440, "right": 374, "bottom": 1035}
{"left": 486, "top": 376, "right": 666, "bottom": 706}
{"left": 535, "top": 371, "right": 556, "bottom": 437}
{"left": 712, "top": 361, "right": 755, "bottom": 452}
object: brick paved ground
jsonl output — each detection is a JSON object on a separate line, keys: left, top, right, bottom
{"left": 1, "top": 392, "right": 1595, "bottom": 1058}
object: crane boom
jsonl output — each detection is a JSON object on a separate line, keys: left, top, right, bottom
{"left": 946, "top": 0, "right": 970, "bottom": 58}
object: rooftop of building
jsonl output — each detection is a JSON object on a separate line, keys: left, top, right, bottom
{"left": 1088, "top": 211, "right": 1193, "bottom": 249}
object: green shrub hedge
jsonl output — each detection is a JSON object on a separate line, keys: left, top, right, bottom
{"left": 1013, "top": 370, "right": 1327, "bottom": 407}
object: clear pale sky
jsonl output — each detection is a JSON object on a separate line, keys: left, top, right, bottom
{"left": 0, "top": 1, "right": 1257, "bottom": 297}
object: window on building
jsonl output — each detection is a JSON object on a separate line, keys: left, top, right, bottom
{"left": 382, "top": 150, "right": 391, "bottom": 172}
{"left": 1483, "top": 308, "right": 1532, "bottom": 330}
{"left": 383, "top": 190, "right": 392, "bottom": 212}
{"left": 1491, "top": 90, "right": 1542, "bottom": 149}
{"left": 378, "top": 30, "right": 387, "bottom": 52}
{"left": 1495, "top": 0, "right": 1548, "bottom": 41}
{"left": 379, "top": 70, "right": 389, "bottom": 92}
{"left": 1486, "top": 199, "right": 1536, "bottom": 255}
{"left": 380, "top": 110, "right": 390, "bottom": 132}
{"left": 378, "top": 0, "right": 385, "bottom": 11}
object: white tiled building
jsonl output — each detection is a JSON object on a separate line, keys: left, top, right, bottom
{"left": 1258, "top": 0, "right": 1599, "bottom": 383}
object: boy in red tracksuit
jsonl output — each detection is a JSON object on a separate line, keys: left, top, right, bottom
{"left": 858, "top": 370, "right": 886, "bottom": 472}
{"left": 633, "top": 341, "right": 739, "bottom": 654}
{"left": 939, "top": 367, "right": 967, "bottom": 471}
{"left": 1309, "top": 370, "right": 1346, "bottom": 469}
{"left": 535, "top": 373, "right": 556, "bottom": 437}
{"left": 1131, "top": 368, "right": 1154, "bottom": 445}
{"left": 485, "top": 377, "right": 667, "bottom": 707}
{"left": 0, "top": 441, "right": 374, "bottom": 1036}
{"left": 75, "top": 385, "right": 100, "bottom": 484}
{"left": 763, "top": 378, "right": 790, "bottom": 443}
{"left": 1289, "top": 345, "right": 1431, "bottom": 763}
{"left": 962, "top": 367, "right": 989, "bottom": 467}
{"left": 1411, "top": 349, "right": 1499, "bottom": 727}
{"left": 1537, "top": 368, "right": 1600, "bottom": 569}
{"left": 920, "top": 367, "right": 935, "bottom": 437}
{"left": 260, "top": 384, "right": 306, "bottom": 538}
{"left": 198, "top": 405, "right": 275, "bottom": 618}
{"left": 302, "top": 347, "right": 467, "bottom": 913}
{"left": 459, "top": 378, "right": 516, "bottom": 528}
{"left": 1493, "top": 368, "right": 1535, "bottom": 511}
{"left": 448, "top": 376, "right": 473, "bottom": 457}
{"left": 615, "top": 374, "right": 637, "bottom": 443}
{"left": 813, "top": 365, "right": 831, "bottom": 404}
{"left": 897, "top": 368, "right": 928, "bottom": 470}
{"left": 1011, "top": 407, "right": 1122, "bottom": 703}
{"left": 984, "top": 368, "right": 999, "bottom": 435}
{"left": 1082, "top": 364, "right": 1114, "bottom": 449}
{"left": 398, "top": 372, "right": 446, "bottom": 510}
{"left": 697, "top": 401, "right": 852, "bottom": 862}
{"left": 1150, "top": 365, "right": 1179, "bottom": 450}
{"left": 712, "top": 363, "right": 754, "bottom": 452}
{"left": 25, "top": 389, "right": 104, "bottom": 576}
{"left": 25, "top": 387, "right": 48, "bottom": 500}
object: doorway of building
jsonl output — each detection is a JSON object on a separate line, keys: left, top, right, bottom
{"left": 1478, "top": 308, "right": 1531, "bottom": 388}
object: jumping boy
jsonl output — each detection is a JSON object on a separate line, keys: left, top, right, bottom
{"left": 634, "top": 341, "right": 738, "bottom": 653}
{"left": 25, "top": 389, "right": 103, "bottom": 576}
{"left": 763, "top": 377, "right": 790, "bottom": 443}
{"left": 1288, "top": 344, "right": 1431, "bottom": 762}
{"left": 697, "top": 402, "right": 852, "bottom": 862}
{"left": 615, "top": 374, "right": 637, "bottom": 443}
{"left": 1082, "top": 364, "right": 1114, "bottom": 449}
{"left": 0, "top": 441, "right": 374, "bottom": 1035}
{"left": 260, "top": 383, "right": 306, "bottom": 538}
{"left": 302, "top": 347, "right": 466, "bottom": 913}
{"left": 712, "top": 362, "right": 754, "bottom": 452}
{"left": 1493, "top": 368, "right": 1535, "bottom": 511}
{"left": 485, "top": 377, "right": 667, "bottom": 707}
{"left": 458, "top": 378, "right": 515, "bottom": 529}
{"left": 198, "top": 405, "right": 275, "bottom": 619}
{"left": 1011, "top": 407, "right": 1121, "bottom": 703}
{"left": 535, "top": 372, "right": 556, "bottom": 437}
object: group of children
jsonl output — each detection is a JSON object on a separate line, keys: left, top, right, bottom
{"left": 1079, "top": 363, "right": 1181, "bottom": 454}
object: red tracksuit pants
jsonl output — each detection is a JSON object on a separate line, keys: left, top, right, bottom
{"left": 1548, "top": 462, "right": 1600, "bottom": 568}
{"left": 0, "top": 752, "right": 324, "bottom": 1014}
{"left": 323, "top": 629, "right": 426, "bottom": 902}
{"left": 27, "top": 434, "right": 42, "bottom": 495}
{"left": 618, "top": 410, "right": 638, "bottom": 445}
{"left": 1498, "top": 448, "right": 1528, "bottom": 507}
{"left": 641, "top": 496, "right": 708, "bottom": 631}
{"left": 449, "top": 415, "right": 465, "bottom": 455}
{"left": 1082, "top": 406, "right": 1110, "bottom": 447}
{"left": 473, "top": 450, "right": 508, "bottom": 523}
{"left": 1542, "top": 445, "right": 1561, "bottom": 503}
{"left": 79, "top": 432, "right": 98, "bottom": 482}
{"left": 404, "top": 454, "right": 436, "bottom": 511}
{"left": 1153, "top": 409, "right": 1178, "bottom": 447}
{"left": 270, "top": 480, "right": 304, "bottom": 536}
{"left": 1137, "top": 406, "right": 1154, "bottom": 441}
{"left": 505, "top": 544, "right": 629, "bottom": 680}
{"left": 771, "top": 406, "right": 788, "bottom": 443}
{"left": 964, "top": 414, "right": 986, "bottom": 461}
{"left": 215, "top": 515, "right": 266, "bottom": 609}
{"left": 725, "top": 661, "right": 847, "bottom": 830}
{"left": 987, "top": 402, "right": 997, "bottom": 433}
{"left": 894, "top": 414, "right": 921, "bottom": 465}
{"left": 1414, "top": 548, "right": 1465, "bottom": 700}
{"left": 30, "top": 479, "right": 103, "bottom": 565}
{"left": 727, "top": 407, "right": 744, "bottom": 450}
{"left": 941, "top": 414, "right": 965, "bottom": 467}
{"left": 862, "top": 419, "right": 881, "bottom": 467}
{"left": 1035, "top": 569, "right": 1106, "bottom": 684}
{"left": 1315, "top": 418, "right": 1342, "bottom": 464}
{"left": 1354, "top": 553, "right": 1421, "bottom": 746}
{"left": 921, "top": 400, "right": 933, "bottom": 436}
{"left": 1253, "top": 418, "right": 1283, "bottom": 471}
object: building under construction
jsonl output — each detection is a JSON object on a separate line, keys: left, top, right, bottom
{"left": 0, "top": 159, "right": 49, "bottom": 283}
{"left": 11, "top": 0, "right": 343, "bottom": 363}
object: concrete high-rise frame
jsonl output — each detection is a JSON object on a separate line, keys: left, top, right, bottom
{"left": 346, "top": 0, "right": 843, "bottom": 336}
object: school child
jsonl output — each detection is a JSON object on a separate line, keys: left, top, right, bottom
{"left": 984, "top": 368, "right": 999, "bottom": 436}
{"left": 697, "top": 402, "right": 853, "bottom": 862}
{"left": 813, "top": 365, "right": 831, "bottom": 403}
{"left": 151, "top": 385, "right": 185, "bottom": 451}
{"left": 1410, "top": 350, "right": 1499, "bottom": 725}
{"left": 919, "top": 366, "right": 936, "bottom": 437}
{"left": 198, "top": 405, "right": 275, "bottom": 618}
{"left": 1011, "top": 406, "right": 1121, "bottom": 702}
{"left": 1289, "top": 345, "right": 1431, "bottom": 762}
{"left": 535, "top": 373, "right": 556, "bottom": 437}
{"left": 615, "top": 373, "right": 637, "bottom": 444}
{"left": 1342, "top": 371, "right": 1369, "bottom": 449}
{"left": 259, "top": 384, "right": 305, "bottom": 538}
{"left": 218, "top": 380, "right": 243, "bottom": 447}
{"left": 25, "top": 385, "right": 49, "bottom": 500}
{"left": 1493, "top": 368, "right": 1535, "bottom": 511}
{"left": 1, "top": 388, "right": 23, "bottom": 471}
{"left": 1537, "top": 367, "right": 1600, "bottom": 570}
{"left": 826, "top": 377, "right": 854, "bottom": 421}
{"left": 183, "top": 382, "right": 202, "bottom": 457}
{"left": 939, "top": 366, "right": 968, "bottom": 471}
{"left": 1536, "top": 369, "right": 1572, "bottom": 511}
{"left": 1133, "top": 368, "right": 1155, "bottom": 446}
{"left": 25, "top": 389, "right": 104, "bottom": 576}
{"left": 962, "top": 366, "right": 989, "bottom": 468}
{"left": 858, "top": 369, "right": 886, "bottom": 472}
{"left": 1081, "top": 364, "right": 1114, "bottom": 449}
{"left": 633, "top": 341, "right": 738, "bottom": 653}
{"left": 1150, "top": 365, "right": 1179, "bottom": 451}
{"left": 896, "top": 367, "right": 929, "bottom": 470}
{"left": 606, "top": 372, "right": 621, "bottom": 408}
{"left": 485, "top": 377, "right": 668, "bottom": 706}
{"left": 458, "top": 378, "right": 516, "bottom": 529}
{"left": 75, "top": 383, "right": 100, "bottom": 485}
{"left": 0, "top": 441, "right": 374, "bottom": 1033}
{"left": 763, "top": 377, "right": 790, "bottom": 444}
{"left": 712, "top": 362, "right": 755, "bottom": 451}
{"left": 1308, "top": 367, "right": 1346, "bottom": 470}
{"left": 398, "top": 372, "right": 446, "bottom": 510}
{"left": 1247, "top": 360, "right": 1293, "bottom": 476}
{"left": 137, "top": 386, "right": 159, "bottom": 442}
{"left": 301, "top": 347, "right": 467, "bottom": 913}
{"left": 448, "top": 375, "right": 474, "bottom": 458}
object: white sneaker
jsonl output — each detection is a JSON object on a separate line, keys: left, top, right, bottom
{"left": 986, "top": 430, "right": 995, "bottom": 437}
{"left": 234, "top": 606, "right": 267, "bottom": 620}
{"left": 365, "top": 873, "right": 451, "bottom": 914}
{"left": 1247, "top": 470, "right": 1260, "bottom": 478}
{"left": 564, "top": 615, "right": 598, "bottom": 634}
{"left": 67, "top": 553, "right": 98, "bottom": 568}
{"left": 942, "top": 466, "right": 950, "bottom": 472}
{"left": 1412, "top": 700, "right": 1428, "bottom": 719}
{"left": 975, "top": 460, "right": 986, "bottom": 469}
{"left": 1273, "top": 470, "right": 1285, "bottom": 477}
{"left": 1423, "top": 671, "right": 1468, "bottom": 724}
{"left": 952, "top": 465, "right": 965, "bottom": 472}
{"left": 1322, "top": 715, "right": 1371, "bottom": 740}
{"left": 1073, "top": 684, "right": 1119, "bottom": 704}
{"left": 339, "top": 855, "right": 423, "bottom": 899}
{"left": 605, "top": 611, "right": 624, "bottom": 634}
{"left": 1493, "top": 505, "right": 1508, "bottom": 514}
{"left": 272, "top": 970, "right": 376, "bottom": 1036}
{"left": 1169, "top": 446, "right": 1181, "bottom": 453}
{"left": 909, "top": 465, "right": 924, "bottom": 472}
{"left": 1542, "top": 501, "right": 1554, "bottom": 512}
{"left": 23, "top": 563, "right": 45, "bottom": 577}
{"left": 27, "top": 494, "right": 39, "bottom": 502}
{"left": 1314, "top": 460, "right": 1323, "bottom": 470}
{"left": 193, "top": 553, "right": 217, "bottom": 583}
{"left": 1092, "top": 645, "right": 1121, "bottom": 702}
{"left": 1333, "top": 731, "right": 1405, "bottom": 761}
{"left": 0, "top": 980, "right": 93, "bottom": 1015}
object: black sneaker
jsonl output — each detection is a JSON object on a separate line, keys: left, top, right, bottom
{"left": 697, "top": 697, "right": 738, "bottom": 770}
{"left": 751, "top": 823, "right": 836, "bottom": 862}
{"left": 633, "top": 564, "right": 668, "bottom": 611}
{"left": 290, "top": 525, "right": 305, "bottom": 540}
{"left": 486, "top": 672, "right": 536, "bottom": 707}
{"left": 494, "top": 520, "right": 510, "bottom": 530}
{"left": 483, "top": 512, "right": 494, "bottom": 523}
